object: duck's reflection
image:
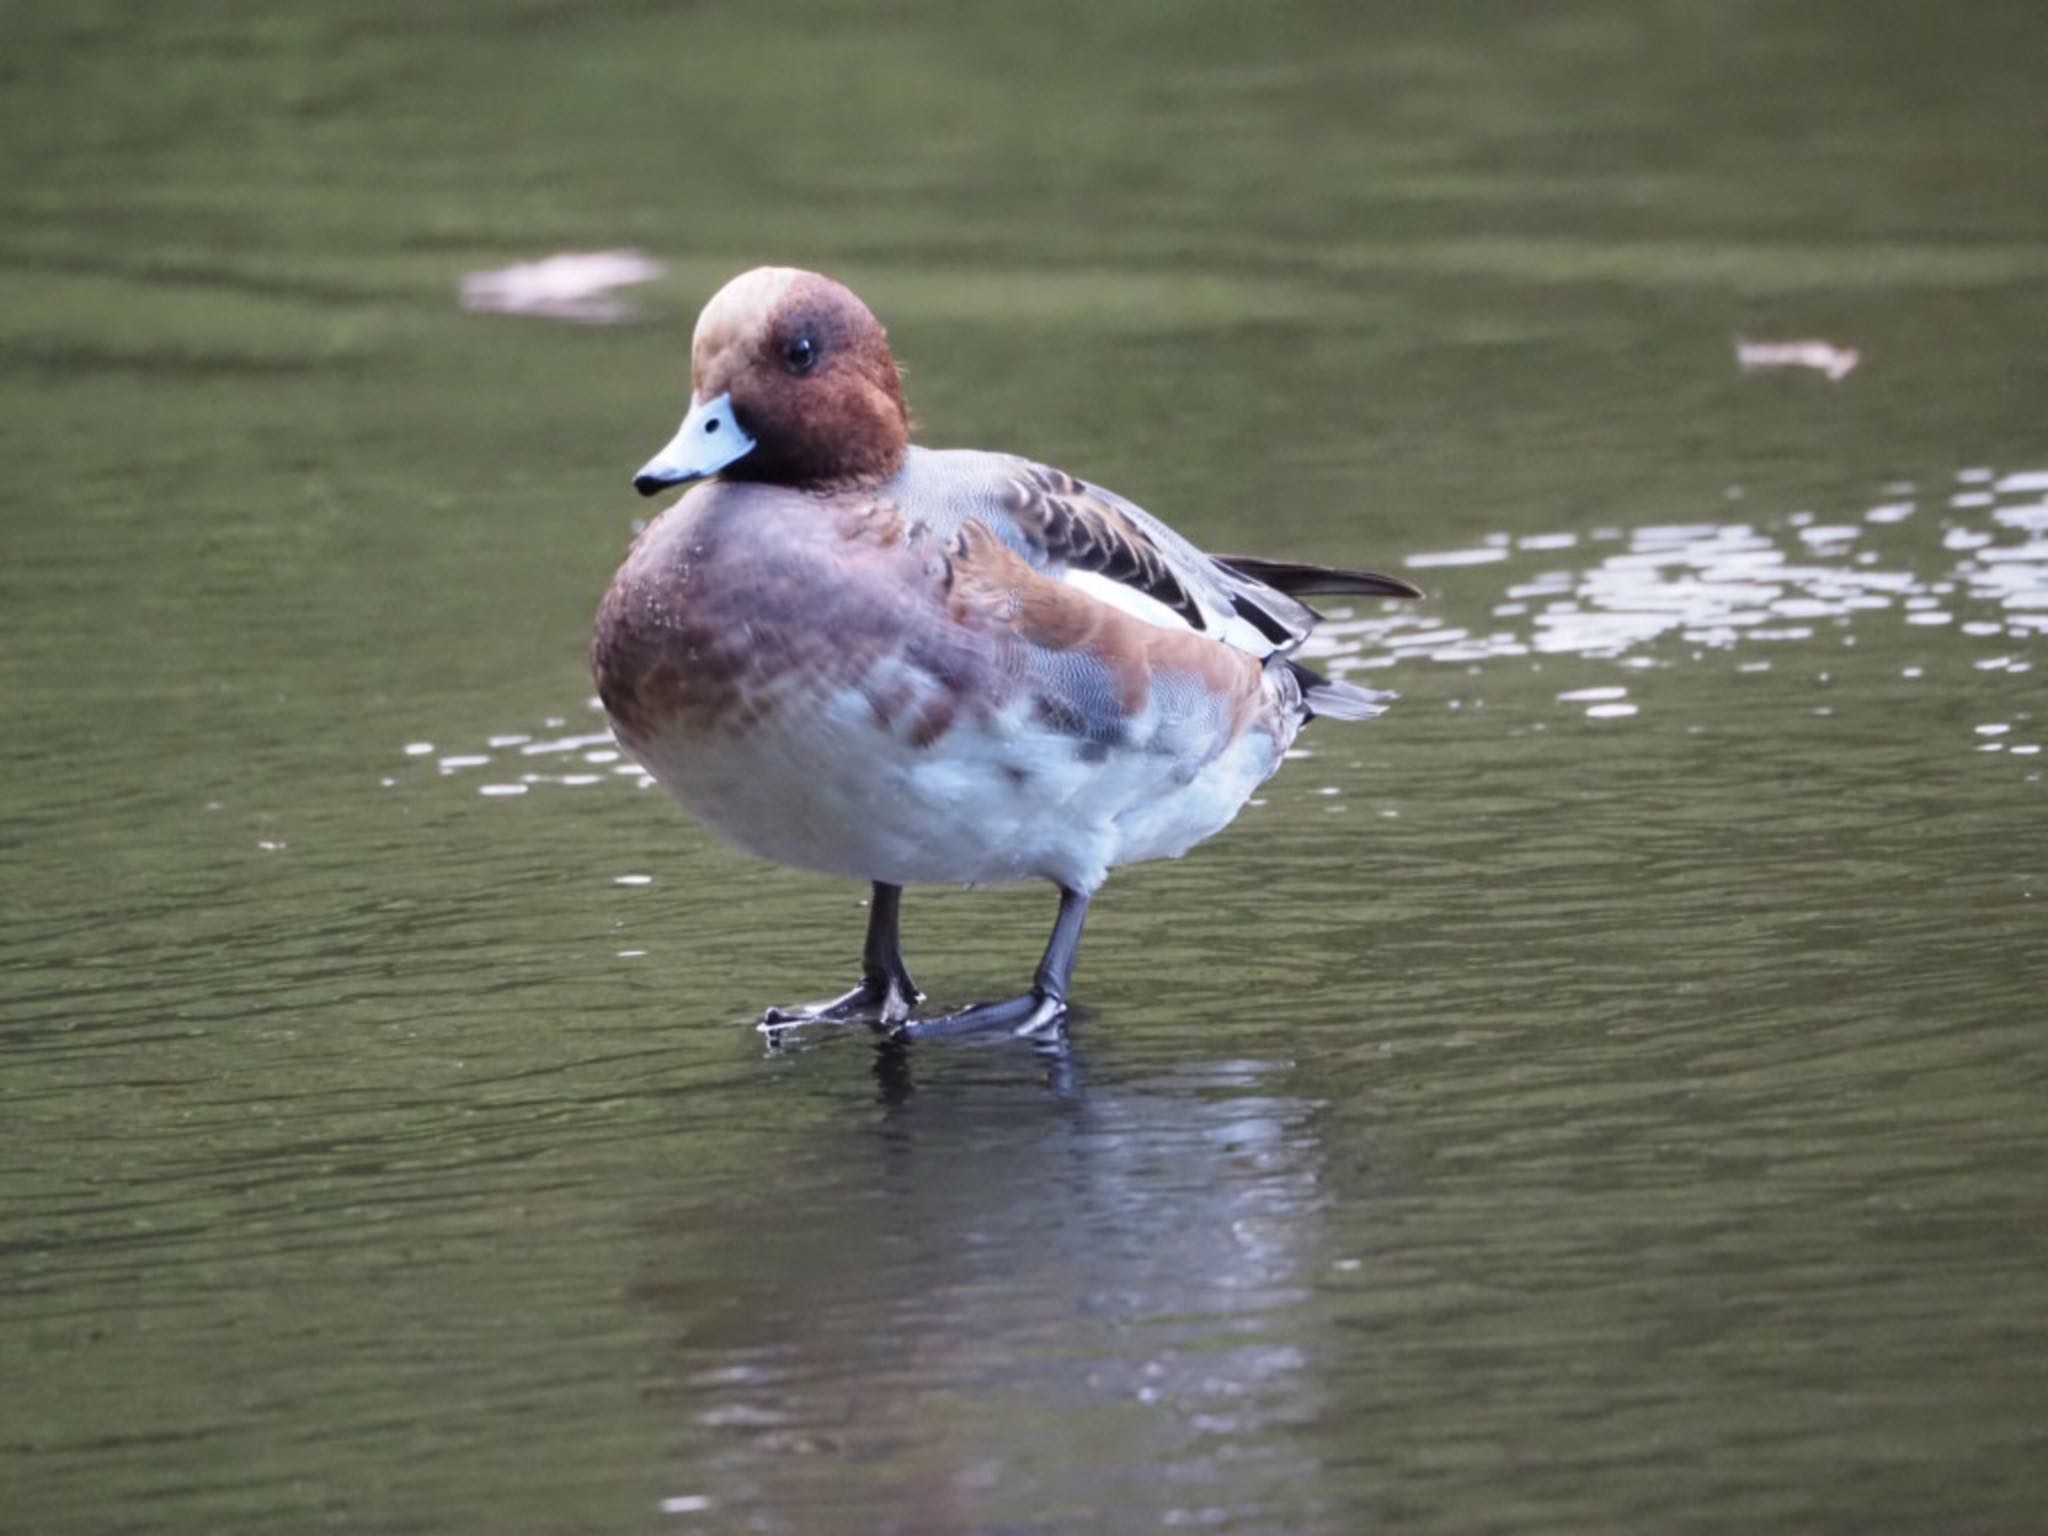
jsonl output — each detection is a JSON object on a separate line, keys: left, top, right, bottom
{"left": 869, "top": 1023, "right": 1086, "bottom": 1106}
{"left": 634, "top": 1035, "right": 1336, "bottom": 1532}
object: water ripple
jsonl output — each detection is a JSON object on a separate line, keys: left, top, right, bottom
{"left": 1308, "top": 460, "right": 2045, "bottom": 761}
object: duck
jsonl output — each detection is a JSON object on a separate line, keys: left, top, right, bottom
{"left": 593, "top": 267, "right": 1422, "bottom": 1038}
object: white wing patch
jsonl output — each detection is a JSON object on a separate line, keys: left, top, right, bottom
{"left": 1061, "top": 569, "right": 1195, "bottom": 631}
{"left": 1060, "top": 569, "right": 1277, "bottom": 655}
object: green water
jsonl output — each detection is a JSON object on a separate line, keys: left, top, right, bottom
{"left": 5, "top": 2, "right": 2047, "bottom": 1532}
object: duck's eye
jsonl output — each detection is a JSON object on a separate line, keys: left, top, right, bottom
{"left": 781, "top": 335, "right": 819, "bottom": 376}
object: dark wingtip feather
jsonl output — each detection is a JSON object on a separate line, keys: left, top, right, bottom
{"left": 1214, "top": 555, "right": 1425, "bottom": 601}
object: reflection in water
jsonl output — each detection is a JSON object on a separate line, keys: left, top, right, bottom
{"left": 395, "top": 720, "right": 653, "bottom": 797}
{"left": 867, "top": 1031, "right": 1083, "bottom": 1102}
{"left": 1308, "top": 462, "right": 2046, "bottom": 763}
{"left": 633, "top": 1049, "right": 1336, "bottom": 1533}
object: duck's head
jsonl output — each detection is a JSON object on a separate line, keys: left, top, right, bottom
{"left": 633, "top": 267, "right": 910, "bottom": 496}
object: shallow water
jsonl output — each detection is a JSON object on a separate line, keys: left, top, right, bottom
{"left": 4, "top": 3, "right": 2047, "bottom": 1532}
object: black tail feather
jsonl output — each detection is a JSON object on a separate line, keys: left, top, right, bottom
{"left": 1215, "top": 555, "right": 1424, "bottom": 601}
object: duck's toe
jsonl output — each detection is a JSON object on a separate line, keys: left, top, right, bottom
{"left": 891, "top": 989, "right": 1068, "bottom": 1041}
{"left": 758, "top": 974, "right": 921, "bottom": 1034}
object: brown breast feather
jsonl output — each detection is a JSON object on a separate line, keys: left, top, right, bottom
{"left": 595, "top": 492, "right": 1016, "bottom": 748}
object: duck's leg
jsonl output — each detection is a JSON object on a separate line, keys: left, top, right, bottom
{"left": 760, "top": 882, "right": 922, "bottom": 1028}
{"left": 898, "top": 885, "right": 1090, "bottom": 1040}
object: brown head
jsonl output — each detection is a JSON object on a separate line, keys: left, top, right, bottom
{"left": 632, "top": 267, "right": 910, "bottom": 496}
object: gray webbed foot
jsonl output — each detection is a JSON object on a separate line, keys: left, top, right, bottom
{"left": 891, "top": 990, "right": 1066, "bottom": 1040}
{"left": 759, "top": 974, "right": 921, "bottom": 1033}
{"left": 889, "top": 885, "right": 1090, "bottom": 1044}
{"left": 758, "top": 881, "right": 921, "bottom": 1035}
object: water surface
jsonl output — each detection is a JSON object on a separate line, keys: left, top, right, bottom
{"left": 4, "top": 3, "right": 2046, "bottom": 1532}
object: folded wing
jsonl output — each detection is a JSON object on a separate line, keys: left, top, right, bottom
{"left": 970, "top": 456, "right": 1420, "bottom": 655}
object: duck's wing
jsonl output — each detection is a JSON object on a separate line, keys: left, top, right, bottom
{"left": 1206, "top": 555, "right": 1424, "bottom": 603}
{"left": 894, "top": 449, "right": 1416, "bottom": 657}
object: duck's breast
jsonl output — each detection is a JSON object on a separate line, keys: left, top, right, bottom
{"left": 595, "top": 482, "right": 988, "bottom": 740}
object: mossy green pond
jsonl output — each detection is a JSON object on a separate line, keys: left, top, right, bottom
{"left": 4, "top": 2, "right": 2046, "bottom": 1532}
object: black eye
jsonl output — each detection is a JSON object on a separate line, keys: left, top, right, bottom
{"left": 782, "top": 335, "right": 818, "bottom": 376}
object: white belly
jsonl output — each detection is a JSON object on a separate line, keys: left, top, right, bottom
{"left": 618, "top": 682, "right": 1284, "bottom": 894}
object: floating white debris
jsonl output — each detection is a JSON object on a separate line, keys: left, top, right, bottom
{"left": 460, "top": 249, "right": 666, "bottom": 324}
{"left": 403, "top": 741, "right": 434, "bottom": 756}
{"left": 1585, "top": 702, "right": 1639, "bottom": 719}
{"left": 1557, "top": 686, "right": 1629, "bottom": 703}
{"left": 1735, "top": 337, "right": 1859, "bottom": 380}
{"left": 614, "top": 874, "right": 653, "bottom": 886}
{"left": 478, "top": 783, "right": 527, "bottom": 797}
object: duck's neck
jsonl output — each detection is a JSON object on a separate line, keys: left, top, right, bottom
{"left": 728, "top": 393, "right": 911, "bottom": 492}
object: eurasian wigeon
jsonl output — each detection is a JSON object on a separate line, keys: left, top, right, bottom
{"left": 594, "top": 267, "right": 1421, "bottom": 1037}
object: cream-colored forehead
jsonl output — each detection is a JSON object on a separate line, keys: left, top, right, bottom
{"left": 692, "top": 266, "right": 809, "bottom": 360}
